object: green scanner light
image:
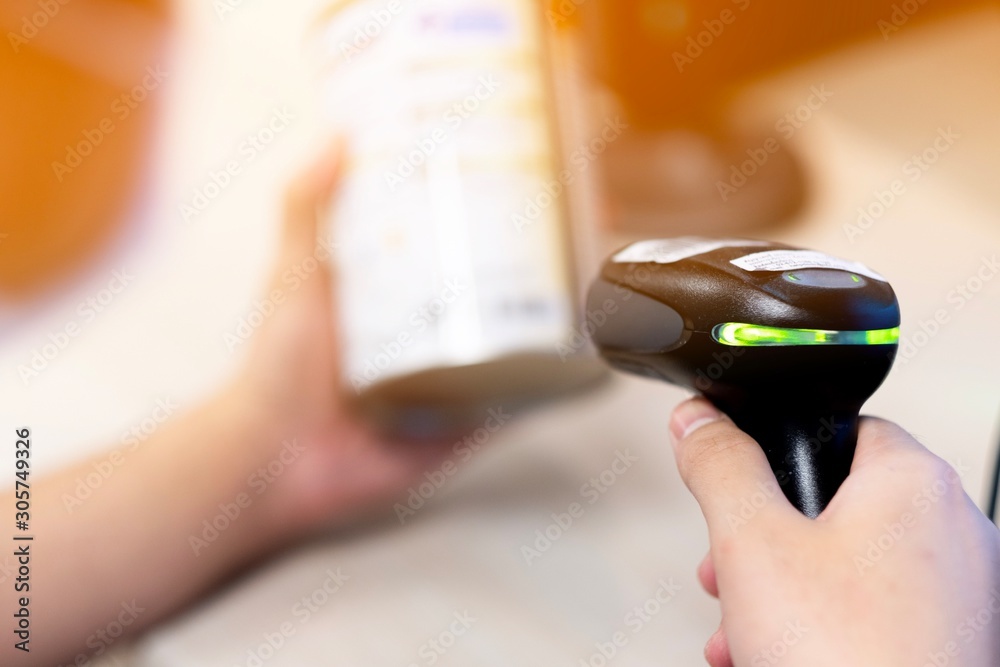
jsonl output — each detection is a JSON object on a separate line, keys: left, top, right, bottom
{"left": 713, "top": 323, "right": 900, "bottom": 347}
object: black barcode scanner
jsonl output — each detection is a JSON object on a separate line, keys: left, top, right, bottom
{"left": 587, "top": 238, "right": 900, "bottom": 517}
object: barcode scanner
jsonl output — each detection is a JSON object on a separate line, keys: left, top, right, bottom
{"left": 587, "top": 238, "right": 901, "bottom": 517}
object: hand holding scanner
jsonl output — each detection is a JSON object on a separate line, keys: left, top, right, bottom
{"left": 587, "top": 238, "right": 900, "bottom": 517}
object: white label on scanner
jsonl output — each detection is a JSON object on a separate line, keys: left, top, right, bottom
{"left": 730, "top": 250, "right": 887, "bottom": 282}
{"left": 612, "top": 237, "right": 768, "bottom": 265}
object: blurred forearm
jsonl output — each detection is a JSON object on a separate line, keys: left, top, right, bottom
{"left": 0, "top": 384, "right": 290, "bottom": 665}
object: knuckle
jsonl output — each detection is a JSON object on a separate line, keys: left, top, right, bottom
{"left": 913, "top": 453, "right": 956, "bottom": 484}
{"left": 898, "top": 452, "right": 963, "bottom": 497}
{"left": 861, "top": 417, "right": 914, "bottom": 452}
{"left": 864, "top": 417, "right": 907, "bottom": 442}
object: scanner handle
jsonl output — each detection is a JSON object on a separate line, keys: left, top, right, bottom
{"left": 713, "top": 401, "right": 860, "bottom": 518}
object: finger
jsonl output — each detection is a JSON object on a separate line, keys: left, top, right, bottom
{"left": 279, "top": 137, "right": 345, "bottom": 266}
{"left": 670, "top": 398, "right": 796, "bottom": 535}
{"left": 704, "top": 625, "right": 734, "bottom": 667}
{"left": 697, "top": 552, "right": 718, "bottom": 598}
{"left": 850, "top": 416, "right": 929, "bottom": 472}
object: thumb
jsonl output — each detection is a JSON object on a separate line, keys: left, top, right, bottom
{"left": 669, "top": 398, "right": 795, "bottom": 535}
{"left": 278, "top": 138, "right": 345, "bottom": 269}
